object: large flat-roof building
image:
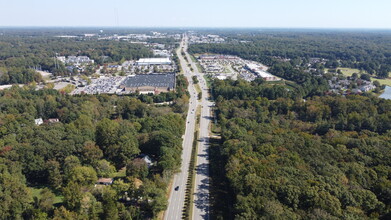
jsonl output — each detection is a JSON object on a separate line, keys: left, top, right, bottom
{"left": 245, "top": 63, "right": 280, "bottom": 81}
{"left": 120, "top": 73, "right": 176, "bottom": 94}
{"left": 136, "top": 58, "right": 172, "bottom": 66}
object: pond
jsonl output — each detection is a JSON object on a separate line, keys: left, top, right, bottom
{"left": 379, "top": 86, "right": 391, "bottom": 100}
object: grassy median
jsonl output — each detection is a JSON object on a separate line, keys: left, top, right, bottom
{"left": 182, "top": 105, "right": 201, "bottom": 220}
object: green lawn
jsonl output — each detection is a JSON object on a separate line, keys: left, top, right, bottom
{"left": 30, "top": 187, "right": 63, "bottom": 205}
{"left": 195, "top": 83, "right": 201, "bottom": 94}
{"left": 203, "top": 75, "right": 212, "bottom": 88}
{"left": 325, "top": 67, "right": 363, "bottom": 76}
{"left": 326, "top": 68, "right": 391, "bottom": 86}
{"left": 190, "top": 54, "right": 198, "bottom": 63}
{"left": 189, "top": 54, "right": 203, "bottom": 73}
{"left": 337, "top": 67, "right": 362, "bottom": 77}
{"left": 112, "top": 167, "right": 127, "bottom": 178}
{"left": 262, "top": 80, "right": 297, "bottom": 91}
{"left": 372, "top": 78, "right": 391, "bottom": 86}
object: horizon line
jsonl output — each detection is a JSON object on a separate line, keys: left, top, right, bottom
{"left": 1, "top": 26, "right": 391, "bottom": 30}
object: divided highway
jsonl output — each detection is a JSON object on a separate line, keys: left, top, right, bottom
{"left": 164, "top": 35, "right": 211, "bottom": 220}
{"left": 185, "top": 40, "right": 212, "bottom": 220}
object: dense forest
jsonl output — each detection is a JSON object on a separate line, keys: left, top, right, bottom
{"left": 211, "top": 79, "right": 391, "bottom": 219}
{"left": 0, "top": 35, "right": 153, "bottom": 84}
{"left": 189, "top": 31, "right": 391, "bottom": 78}
{"left": 0, "top": 75, "right": 189, "bottom": 219}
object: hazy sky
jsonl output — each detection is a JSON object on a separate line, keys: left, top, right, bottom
{"left": 0, "top": 0, "right": 390, "bottom": 28}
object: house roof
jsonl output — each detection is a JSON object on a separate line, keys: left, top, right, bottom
{"left": 97, "top": 178, "right": 113, "bottom": 183}
{"left": 47, "top": 118, "right": 60, "bottom": 123}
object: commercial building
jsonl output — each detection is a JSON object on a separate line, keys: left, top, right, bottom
{"left": 135, "top": 58, "right": 172, "bottom": 66}
{"left": 199, "top": 55, "right": 238, "bottom": 61}
{"left": 245, "top": 63, "right": 280, "bottom": 81}
{"left": 120, "top": 73, "right": 176, "bottom": 94}
{"left": 153, "top": 50, "right": 171, "bottom": 57}
{"left": 57, "top": 56, "right": 94, "bottom": 65}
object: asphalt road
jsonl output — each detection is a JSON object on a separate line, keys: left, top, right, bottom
{"left": 165, "top": 35, "right": 212, "bottom": 220}
{"left": 164, "top": 35, "right": 200, "bottom": 220}
{"left": 184, "top": 39, "right": 212, "bottom": 220}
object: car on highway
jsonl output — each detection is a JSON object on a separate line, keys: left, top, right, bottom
{"left": 175, "top": 186, "right": 179, "bottom": 191}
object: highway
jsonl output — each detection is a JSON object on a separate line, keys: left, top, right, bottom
{"left": 164, "top": 35, "right": 200, "bottom": 220}
{"left": 164, "top": 34, "right": 211, "bottom": 220}
{"left": 185, "top": 39, "right": 212, "bottom": 220}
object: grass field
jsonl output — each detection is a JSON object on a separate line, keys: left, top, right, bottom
{"left": 261, "top": 80, "right": 298, "bottom": 91}
{"left": 30, "top": 187, "right": 63, "bottom": 205}
{"left": 112, "top": 167, "right": 127, "bottom": 178}
{"left": 195, "top": 83, "right": 201, "bottom": 94}
{"left": 338, "top": 67, "right": 362, "bottom": 76}
{"left": 326, "top": 68, "right": 391, "bottom": 86}
{"left": 370, "top": 77, "right": 391, "bottom": 87}
{"left": 203, "top": 75, "right": 213, "bottom": 89}
{"left": 189, "top": 54, "right": 205, "bottom": 73}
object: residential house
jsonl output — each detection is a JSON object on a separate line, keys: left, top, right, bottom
{"left": 35, "top": 118, "right": 43, "bottom": 126}
{"left": 96, "top": 178, "right": 114, "bottom": 186}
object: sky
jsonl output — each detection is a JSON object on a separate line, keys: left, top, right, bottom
{"left": 0, "top": 0, "right": 390, "bottom": 28}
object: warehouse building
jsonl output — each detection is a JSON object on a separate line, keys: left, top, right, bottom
{"left": 245, "top": 63, "right": 280, "bottom": 81}
{"left": 135, "top": 58, "right": 172, "bottom": 66}
{"left": 120, "top": 73, "right": 176, "bottom": 94}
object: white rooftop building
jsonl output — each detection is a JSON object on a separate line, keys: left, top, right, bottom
{"left": 136, "top": 58, "right": 172, "bottom": 66}
{"left": 35, "top": 118, "right": 43, "bottom": 126}
{"left": 245, "top": 63, "right": 280, "bottom": 81}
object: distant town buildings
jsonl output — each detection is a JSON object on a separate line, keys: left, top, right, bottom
{"left": 57, "top": 56, "right": 94, "bottom": 65}
{"left": 98, "top": 32, "right": 181, "bottom": 41}
{"left": 308, "top": 58, "right": 328, "bottom": 66}
{"left": 84, "top": 34, "right": 97, "bottom": 37}
{"left": 188, "top": 33, "right": 225, "bottom": 44}
{"left": 197, "top": 54, "right": 279, "bottom": 82}
{"left": 153, "top": 49, "right": 171, "bottom": 57}
{"left": 328, "top": 76, "right": 376, "bottom": 95}
{"left": 199, "top": 55, "right": 238, "bottom": 61}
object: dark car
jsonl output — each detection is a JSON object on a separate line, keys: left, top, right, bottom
{"left": 175, "top": 186, "right": 179, "bottom": 191}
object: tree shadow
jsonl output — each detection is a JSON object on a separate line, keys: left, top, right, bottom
{"left": 202, "top": 115, "right": 214, "bottom": 120}
{"left": 193, "top": 177, "right": 210, "bottom": 219}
